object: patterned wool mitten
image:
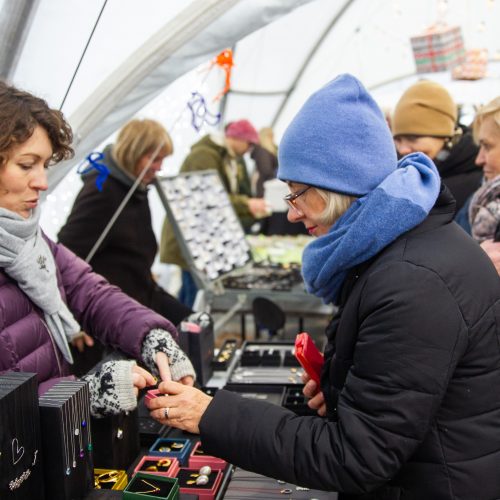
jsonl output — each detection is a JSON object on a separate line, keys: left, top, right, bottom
{"left": 82, "top": 360, "right": 137, "bottom": 418}
{"left": 141, "top": 328, "right": 196, "bottom": 381}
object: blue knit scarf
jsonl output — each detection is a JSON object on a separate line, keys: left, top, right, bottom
{"left": 301, "top": 152, "right": 440, "bottom": 304}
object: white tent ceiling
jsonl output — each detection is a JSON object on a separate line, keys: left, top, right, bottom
{"left": 2, "top": 0, "right": 500, "bottom": 240}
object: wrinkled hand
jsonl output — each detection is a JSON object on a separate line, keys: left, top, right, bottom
{"left": 480, "top": 239, "right": 500, "bottom": 275}
{"left": 155, "top": 352, "right": 194, "bottom": 386}
{"left": 247, "top": 198, "right": 269, "bottom": 218}
{"left": 72, "top": 332, "right": 94, "bottom": 353}
{"left": 131, "top": 365, "right": 156, "bottom": 397}
{"left": 147, "top": 381, "right": 212, "bottom": 434}
{"left": 302, "top": 372, "right": 326, "bottom": 417}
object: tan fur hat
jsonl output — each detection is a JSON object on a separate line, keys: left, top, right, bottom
{"left": 392, "top": 80, "right": 457, "bottom": 138}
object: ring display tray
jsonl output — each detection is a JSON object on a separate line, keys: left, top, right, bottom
{"left": 154, "top": 171, "right": 328, "bottom": 320}
{"left": 226, "top": 341, "right": 304, "bottom": 385}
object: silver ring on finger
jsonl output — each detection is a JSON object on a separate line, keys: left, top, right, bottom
{"left": 164, "top": 407, "right": 170, "bottom": 419}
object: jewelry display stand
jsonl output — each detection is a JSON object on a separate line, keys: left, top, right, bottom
{"left": 39, "top": 380, "right": 93, "bottom": 500}
{"left": 154, "top": 171, "right": 332, "bottom": 335}
{"left": 0, "top": 372, "right": 44, "bottom": 499}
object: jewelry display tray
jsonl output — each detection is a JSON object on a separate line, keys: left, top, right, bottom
{"left": 226, "top": 341, "right": 304, "bottom": 386}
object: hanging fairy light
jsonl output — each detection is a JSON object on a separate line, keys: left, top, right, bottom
{"left": 477, "top": 20, "right": 487, "bottom": 32}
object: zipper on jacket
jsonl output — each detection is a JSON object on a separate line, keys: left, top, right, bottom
{"left": 41, "top": 318, "right": 64, "bottom": 377}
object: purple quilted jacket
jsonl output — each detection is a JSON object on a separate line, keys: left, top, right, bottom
{"left": 0, "top": 237, "right": 177, "bottom": 394}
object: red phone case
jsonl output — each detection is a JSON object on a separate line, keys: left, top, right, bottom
{"left": 294, "top": 332, "right": 324, "bottom": 384}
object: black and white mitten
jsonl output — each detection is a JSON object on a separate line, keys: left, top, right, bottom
{"left": 82, "top": 360, "right": 137, "bottom": 418}
{"left": 141, "top": 329, "right": 196, "bottom": 381}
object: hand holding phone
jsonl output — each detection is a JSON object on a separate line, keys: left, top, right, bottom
{"left": 294, "top": 332, "right": 324, "bottom": 385}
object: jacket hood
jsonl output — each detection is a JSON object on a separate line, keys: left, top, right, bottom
{"left": 434, "top": 131, "right": 479, "bottom": 178}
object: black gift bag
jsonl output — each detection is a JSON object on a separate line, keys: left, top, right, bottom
{"left": 0, "top": 372, "right": 44, "bottom": 500}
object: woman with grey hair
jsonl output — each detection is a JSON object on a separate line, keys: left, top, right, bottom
{"left": 148, "top": 74, "right": 500, "bottom": 499}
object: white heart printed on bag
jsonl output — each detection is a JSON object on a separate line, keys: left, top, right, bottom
{"left": 11, "top": 438, "right": 25, "bottom": 465}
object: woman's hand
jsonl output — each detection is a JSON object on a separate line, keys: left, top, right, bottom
{"left": 302, "top": 372, "right": 327, "bottom": 416}
{"left": 147, "top": 380, "right": 212, "bottom": 434}
{"left": 131, "top": 365, "right": 156, "bottom": 397}
{"left": 72, "top": 332, "right": 94, "bottom": 352}
{"left": 155, "top": 352, "right": 194, "bottom": 386}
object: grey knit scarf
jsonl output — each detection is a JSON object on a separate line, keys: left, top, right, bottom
{"left": 0, "top": 206, "right": 80, "bottom": 363}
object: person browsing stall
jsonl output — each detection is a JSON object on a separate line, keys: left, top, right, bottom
{"left": 0, "top": 81, "right": 195, "bottom": 417}
{"left": 468, "top": 96, "right": 500, "bottom": 273}
{"left": 160, "top": 119, "right": 267, "bottom": 308}
{"left": 148, "top": 74, "right": 500, "bottom": 499}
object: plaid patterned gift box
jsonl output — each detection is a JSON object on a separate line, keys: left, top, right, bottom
{"left": 410, "top": 24, "right": 466, "bottom": 73}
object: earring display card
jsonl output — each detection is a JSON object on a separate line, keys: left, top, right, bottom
{"left": 223, "top": 467, "right": 337, "bottom": 499}
{"left": 149, "top": 438, "right": 191, "bottom": 466}
{"left": 133, "top": 456, "right": 180, "bottom": 478}
{"left": 177, "top": 467, "right": 223, "bottom": 500}
{"left": 39, "top": 380, "right": 93, "bottom": 500}
{"left": 227, "top": 341, "right": 304, "bottom": 385}
{"left": 0, "top": 372, "right": 44, "bottom": 499}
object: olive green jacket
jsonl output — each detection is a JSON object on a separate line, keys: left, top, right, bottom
{"left": 160, "top": 134, "right": 253, "bottom": 269}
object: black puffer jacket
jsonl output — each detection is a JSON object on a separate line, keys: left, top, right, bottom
{"left": 58, "top": 145, "right": 191, "bottom": 325}
{"left": 434, "top": 131, "right": 481, "bottom": 212}
{"left": 200, "top": 188, "right": 500, "bottom": 499}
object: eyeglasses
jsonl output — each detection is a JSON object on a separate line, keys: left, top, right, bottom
{"left": 283, "top": 185, "right": 311, "bottom": 214}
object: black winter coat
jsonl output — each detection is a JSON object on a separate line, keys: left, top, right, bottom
{"left": 434, "top": 131, "right": 481, "bottom": 212}
{"left": 58, "top": 146, "right": 190, "bottom": 326}
{"left": 199, "top": 188, "right": 500, "bottom": 499}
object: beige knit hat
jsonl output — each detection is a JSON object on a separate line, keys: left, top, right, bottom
{"left": 392, "top": 80, "right": 457, "bottom": 138}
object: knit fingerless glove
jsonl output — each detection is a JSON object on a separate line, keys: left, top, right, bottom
{"left": 82, "top": 360, "right": 137, "bottom": 418}
{"left": 141, "top": 328, "right": 196, "bottom": 381}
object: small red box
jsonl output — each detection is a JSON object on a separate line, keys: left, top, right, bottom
{"left": 188, "top": 441, "right": 227, "bottom": 470}
{"left": 144, "top": 389, "right": 161, "bottom": 402}
{"left": 133, "top": 455, "right": 180, "bottom": 478}
{"left": 177, "top": 467, "right": 223, "bottom": 499}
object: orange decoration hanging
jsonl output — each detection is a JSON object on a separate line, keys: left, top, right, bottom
{"left": 209, "top": 48, "right": 234, "bottom": 101}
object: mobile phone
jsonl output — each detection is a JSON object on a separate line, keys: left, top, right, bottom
{"left": 294, "top": 332, "right": 324, "bottom": 385}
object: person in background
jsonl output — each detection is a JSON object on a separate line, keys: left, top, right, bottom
{"left": 392, "top": 79, "right": 481, "bottom": 213}
{"left": 468, "top": 96, "right": 500, "bottom": 273}
{"left": 148, "top": 74, "right": 500, "bottom": 499}
{"left": 0, "top": 81, "right": 195, "bottom": 418}
{"left": 160, "top": 119, "right": 267, "bottom": 308}
{"left": 58, "top": 119, "right": 192, "bottom": 372}
{"left": 251, "top": 126, "right": 278, "bottom": 197}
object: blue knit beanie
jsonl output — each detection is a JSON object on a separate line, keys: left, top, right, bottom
{"left": 278, "top": 74, "right": 397, "bottom": 197}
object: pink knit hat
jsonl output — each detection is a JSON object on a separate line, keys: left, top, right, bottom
{"left": 225, "top": 119, "right": 259, "bottom": 144}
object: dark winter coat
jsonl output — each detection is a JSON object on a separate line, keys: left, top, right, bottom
{"left": 251, "top": 144, "right": 278, "bottom": 197}
{"left": 58, "top": 146, "right": 190, "bottom": 325}
{"left": 199, "top": 188, "right": 500, "bottom": 499}
{"left": 0, "top": 237, "right": 175, "bottom": 394}
{"left": 434, "top": 131, "right": 481, "bottom": 212}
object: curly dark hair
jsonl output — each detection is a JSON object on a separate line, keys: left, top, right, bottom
{"left": 0, "top": 81, "right": 74, "bottom": 167}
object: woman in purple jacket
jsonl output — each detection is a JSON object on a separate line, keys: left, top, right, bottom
{"left": 0, "top": 81, "right": 195, "bottom": 417}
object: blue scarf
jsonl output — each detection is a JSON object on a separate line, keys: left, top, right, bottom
{"left": 301, "top": 153, "right": 440, "bottom": 304}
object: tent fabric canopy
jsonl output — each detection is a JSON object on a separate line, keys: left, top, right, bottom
{"left": 2, "top": 0, "right": 499, "bottom": 240}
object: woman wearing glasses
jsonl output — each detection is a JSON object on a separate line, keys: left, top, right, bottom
{"left": 148, "top": 75, "right": 500, "bottom": 499}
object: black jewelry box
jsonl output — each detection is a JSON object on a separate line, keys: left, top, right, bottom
{"left": 39, "top": 380, "right": 93, "bottom": 500}
{"left": 178, "top": 313, "right": 215, "bottom": 386}
{"left": 211, "top": 339, "right": 238, "bottom": 371}
{"left": 0, "top": 372, "right": 44, "bottom": 500}
{"left": 91, "top": 408, "right": 140, "bottom": 470}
